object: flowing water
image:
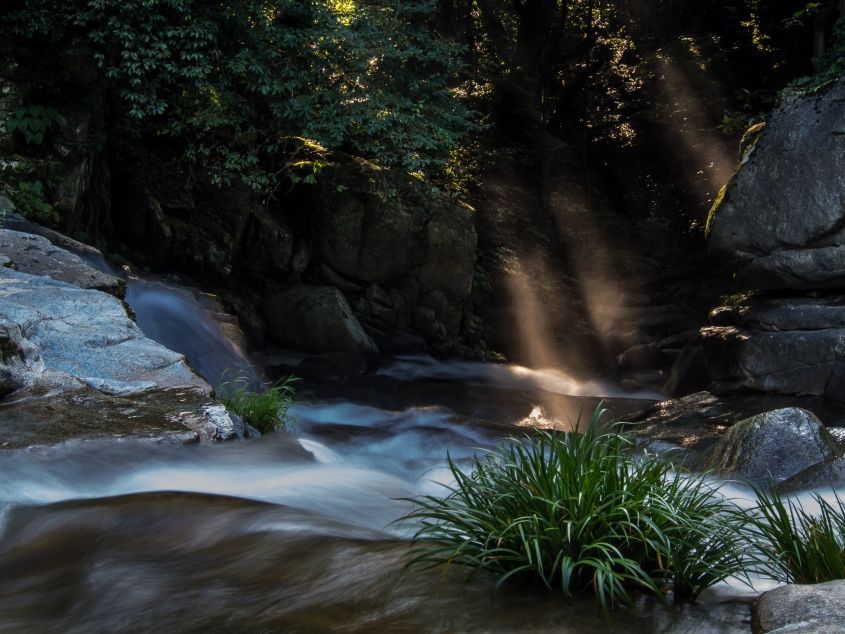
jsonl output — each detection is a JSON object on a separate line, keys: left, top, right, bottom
{"left": 0, "top": 267, "right": 759, "bottom": 633}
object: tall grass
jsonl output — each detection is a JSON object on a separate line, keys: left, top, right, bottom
{"left": 400, "top": 407, "right": 745, "bottom": 608}
{"left": 217, "top": 368, "right": 298, "bottom": 433}
{"left": 746, "top": 488, "right": 845, "bottom": 584}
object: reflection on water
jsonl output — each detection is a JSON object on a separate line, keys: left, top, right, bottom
{"left": 378, "top": 355, "right": 663, "bottom": 399}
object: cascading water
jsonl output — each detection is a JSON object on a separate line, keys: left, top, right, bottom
{"left": 0, "top": 269, "right": 760, "bottom": 633}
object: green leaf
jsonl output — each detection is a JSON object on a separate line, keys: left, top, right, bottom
{"left": 6, "top": 119, "right": 17, "bottom": 132}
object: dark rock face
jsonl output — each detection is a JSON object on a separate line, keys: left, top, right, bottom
{"left": 311, "top": 163, "right": 476, "bottom": 338}
{"left": 753, "top": 580, "right": 845, "bottom": 633}
{"left": 707, "top": 76, "right": 845, "bottom": 290}
{"left": 262, "top": 285, "right": 378, "bottom": 359}
{"left": 688, "top": 408, "right": 841, "bottom": 487}
{"left": 701, "top": 293, "right": 845, "bottom": 400}
{"left": 662, "top": 345, "right": 710, "bottom": 398}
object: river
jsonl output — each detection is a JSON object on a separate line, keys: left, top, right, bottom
{"left": 0, "top": 268, "right": 759, "bottom": 633}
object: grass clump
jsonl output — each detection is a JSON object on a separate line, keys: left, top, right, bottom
{"left": 217, "top": 368, "right": 298, "bottom": 433}
{"left": 746, "top": 488, "right": 845, "bottom": 585}
{"left": 400, "top": 407, "right": 745, "bottom": 609}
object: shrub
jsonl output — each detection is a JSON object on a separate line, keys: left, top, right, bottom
{"left": 745, "top": 488, "right": 845, "bottom": 585}
{"left": 399, "top": 407, "right": 745, "bottom": 609}
{"left": 217, "top": 369, "right": 298, "bottom": 433}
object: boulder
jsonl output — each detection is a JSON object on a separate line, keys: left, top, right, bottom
{"left": 753, "top": 580, "right": 845, "bottom": 634}
{"left": 776, "top": 455, "right": 845, "bottom": 494}
{"left": 689, "top": 408, "right": 841, "bottom": 487}
{"left": 262, "top": 285, "right": 378, "bottom": 359}
{"left": 706, "top": 76, "right": 845, "bottom": 289}
{"left": 0, "top": 229, "right": 125, "bottom": 297}
{"left": 0, "top": 267, "right": 208, "bottom": 396}
{"left": 711, "top": 294, "right": 845, "bottom": 331}
{"left": 701, "top": 325, "right": 845, "bottom": 400}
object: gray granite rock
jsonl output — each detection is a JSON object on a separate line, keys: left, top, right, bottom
{"left": 690, "top": 408, "right": 841, "bottom": 486}
{"left": 753, "top": 580, "right": 845, "bottom": 633}
{"left": 0, "top": 229, "right": 125, "bottom": 297}
{"left": 0, "top": 266, "right": 208, "bottom": 396}
{"left": 707, "top": 76, "right": 845, "bottom": 285}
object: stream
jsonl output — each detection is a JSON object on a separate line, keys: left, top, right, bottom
{"left": 0, "top": 269, "right": 760, "bottom": 633}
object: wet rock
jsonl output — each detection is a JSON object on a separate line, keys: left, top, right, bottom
{"left": 689, "top": 408, "right": 841, "bottom": 487}
{"left": 629, "top": 391, "right": 845, "bottom": 457}
{"left": 0, "top": 229, "right": 125, "bottom": 298}
{"left": 662, "top": 346, "right": 711, "bottom": 399}
{"left": 0, "top": 385, "right": 208, "bottom": 449}
{"left": 707, "top": 75, "right": 845, "bottom": 290}
{"left": 776, "top": 455, "right": 845, "bottom": 494}
{"left": 701, "top": 325, "right": 845, "bottom": 400}
{"left": 0, "top": 267, "right": 209, "bottom": 395}
{"left": 0, "top": 319, "right": 44, "bottom": 397}
{"left": 262, "top": 285, "right": 378, "bottom": 359}
{"left": 753, "top": 580, "right": 845, "bottom": 634}
{"left": 181, "top": 404, "right": 249, "bottom": 442}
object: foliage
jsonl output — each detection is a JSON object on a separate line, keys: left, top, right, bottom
{"left": 1, "top": 0, "right": 478, "bottom": 189}
{"left": 8, "top": 180, "right": 58, "bottom": 225}
{"left": 216, "top": 368, "right": 298, "bottom": 433}
{"left": 783, "top": 18, "right": 845, "bottom": 97}
{"left": 746, "top": 488, "right": 845, "bottom": 585}
{"left": 399, "top": 407, "right": 745, "bottom": 609}
{"left": 5, "top": 105, "right": 58, "bottom": 145}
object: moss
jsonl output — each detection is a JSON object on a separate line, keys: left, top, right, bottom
{"left": 705, "top": 174, "right": 735, "bottom": 239}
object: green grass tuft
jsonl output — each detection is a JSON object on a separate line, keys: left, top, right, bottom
{"left": 217, "top": 368, "right": 298, "bottom": 433}
{"left": 399, "top": 407, "right": 745, "bottom": 609}
{"left": 746, "top": 488, "right": 845, "bottom": 585}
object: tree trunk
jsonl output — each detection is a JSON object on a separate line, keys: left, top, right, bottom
{"left": 510, "top": 0, "right": 557, "bottom": 75}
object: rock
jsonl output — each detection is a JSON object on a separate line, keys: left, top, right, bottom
{"left": 701, "top": 325, "right": 845, "bottom": 400}
{"left": 606, "top": 328, "right": 651, "bottom": 355}
{"left": 711, "top": 294, "right": 845, "bottom": 331}
{"left": 236, "top": 205, "right": 293, "bottom": 277}
{"left": 0, "top": 266, "right": 209, "bottom": 396}
{"left": 654, "top": 329, "right": 701, "bottom": 350}
{"left": 0, "top": 385, "right": 210, "bottom": 449}
{"left": 0, "top": 208, "right": 109, "bottom": 265}
{"left": 262, "top": 285, "right": 378, "bottom": 359}
{"left": 629, "top": 391, "right": 845, "bottom": 458}
{"left": 616, "top": 344, "right": 665, "bottom": 373}
{"left": 0, "top": 229, "right": 125, "bottom": 298}
{"left": 0, "top": 320, "right": 44, "bottom": 397}
{"left": 313, "top": 262, "right": 363, "bottom": 292}
{"left": 295, "top": 351, "right": 369, "bottom": 381}
{"left": 413, "top": 306, "right": 447, "bottom": 343}
{"left": 776, "top": 455, "right": 845, "bottom": 494}
{"left": 753, "top": 580, "right": 845, "bottom": 634}
{"left": 662, "top": 346, "right": 711, "bottom": 398}
{"left": 310, "top": 161, "right": 476, "bottom": 335}
{"left": 689, "top": 408, "right": 841, "bottom": 487}
{"left": 706, "top": 76, "right": 845, "bottom": 289}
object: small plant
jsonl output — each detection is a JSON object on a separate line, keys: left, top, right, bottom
{"left": 399, "top": 407, "right": 745, "bottom": 609}
{"left": 6, "top": 105, "right": 58, "bottom": 145}
{"left": 216, "top": 368, "right": 298, "bottom": 433}
{"left": 745, "top": 488, "right": 845, "bottom": 584}
{"left": 9, "top": 180, "right": 59, "bottom": 225}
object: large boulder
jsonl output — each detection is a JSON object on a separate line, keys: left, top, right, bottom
{"left": 689, "top": 408, "right": 841, "bottom": 487}
{"left": 0, "top": 267, "right": 208, "bottom": 396}
{"left": 701, "top": 326, "right": 845, "bottom": 399}
{"left": 262, "top": 285, "right": 378, "bottom": 359}
{"left": 0, "top": 228, "right": 125, "bottom": 297}
{"left": 753, "top": 580, "right": 845, "bottom": 633}
{"left": 706, "top": 76, "right": 845, "bottom": 290}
